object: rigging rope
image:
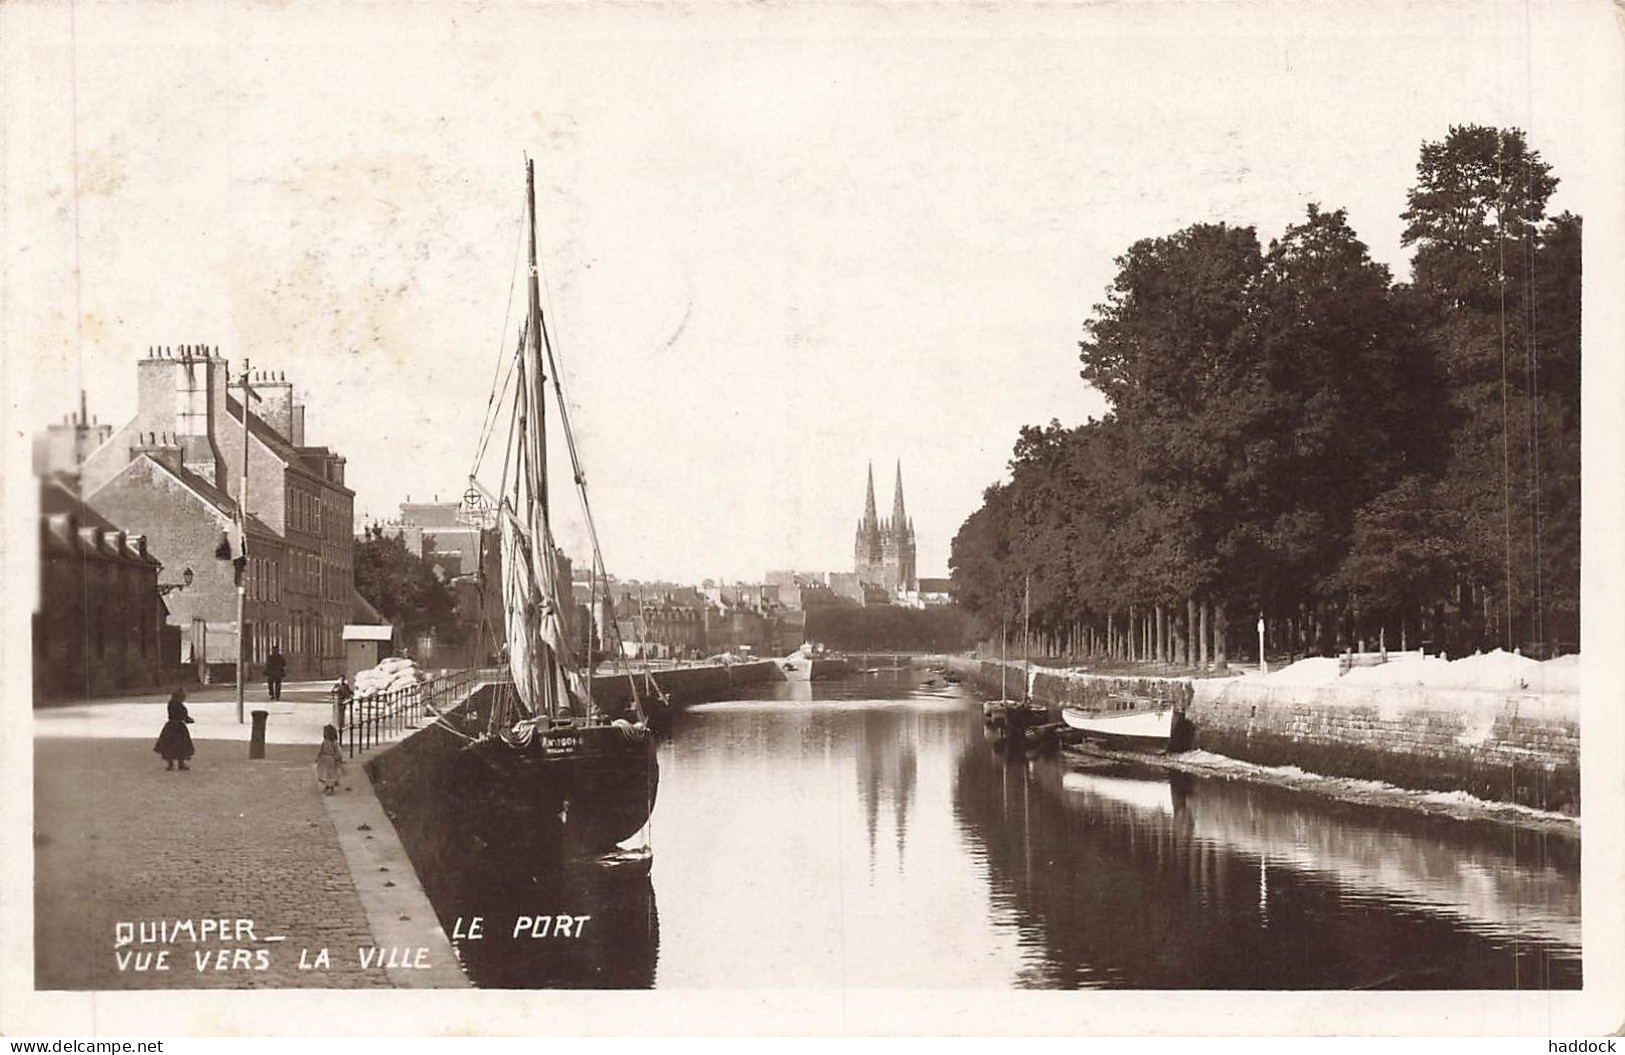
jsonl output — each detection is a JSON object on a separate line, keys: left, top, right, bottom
{"left": 469, "top": 190, "right": 529, "bottom": 479}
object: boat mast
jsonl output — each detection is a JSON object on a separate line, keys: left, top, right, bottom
{"left": 524, "top": 158, "right": 558, "bottom": 717}
{"left": 1000, "top": 614, "right": 1007, "bottom": 699}
{"left": 526, "top": 159, "right": 549, "bottom": 525}
{"left": 1022, "top": 575, "right": 1031, "bottom": 702}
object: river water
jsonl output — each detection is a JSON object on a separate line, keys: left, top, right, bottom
{"left": 439, "top": 667, "right": 1580, "bottom": 990}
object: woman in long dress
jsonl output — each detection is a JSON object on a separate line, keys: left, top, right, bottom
{"left": 154, "top": 688, "right": 195, "bottom": 771}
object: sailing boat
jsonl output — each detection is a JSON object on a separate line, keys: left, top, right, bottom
{"left": 982, "top": 577, "right": 1048, "bottom": 739}
{"left": 460, "top": 160, "right": 659, "bottom": 861}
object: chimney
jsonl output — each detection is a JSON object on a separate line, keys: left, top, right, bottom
{"left": 135, "top": 344, "right": 226, "bottom": 489}
{"left": 130, "top": 431, "right": 184, "bottom": 474}
{"left": 257, "top": 372, "right": 296, "bottom": 443}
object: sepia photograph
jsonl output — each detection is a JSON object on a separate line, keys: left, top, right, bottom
{"left": 2, "top": 0, "right": 1621, "bottom": 1037}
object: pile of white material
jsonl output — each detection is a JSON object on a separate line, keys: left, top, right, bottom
{"left": 354, "top": 656, "right": 427, "bottom": 696}
{"left": 1258, "top": 649, "right": 1577, "bottom": 694}
{"left": 1257, "top": 656, "right": 1341, "bottom": 685}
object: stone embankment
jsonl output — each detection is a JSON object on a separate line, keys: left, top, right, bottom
{"left": 585, "top": 657, "right": 781, "bottom": 710}
{"left": 942, "top": 655, "right": 1579, "bottom": 813}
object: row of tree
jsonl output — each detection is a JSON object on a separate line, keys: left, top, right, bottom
{"left": 950, "top": 126, "right": 1581, "bottom": 665}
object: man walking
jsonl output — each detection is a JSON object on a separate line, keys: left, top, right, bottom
{"left": 266, "top": 644, "right": 287, "bottom": 701}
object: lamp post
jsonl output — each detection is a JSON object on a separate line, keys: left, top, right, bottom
{"left": 1257, "top": 614, "right": 1268, "bottom": 675}
{"left": 157, "top": 567, "right": 194, "bottom": 596}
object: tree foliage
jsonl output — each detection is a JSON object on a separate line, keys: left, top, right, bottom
{"left": 950, "top": 125, "right": 1581, "bottom": 657}
{"left": 354, "top": 526, "right": 465, "bottom": 646}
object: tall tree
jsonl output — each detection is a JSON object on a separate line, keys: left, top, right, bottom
{"left": 1078, "top": 223, "right": 1264, "bottom": 613}
{"left": 1401, "top": 125, "right": 1574, "bottom": 650}
{"left": 1240, "top": 205, "right": 1449, "bottom": 626}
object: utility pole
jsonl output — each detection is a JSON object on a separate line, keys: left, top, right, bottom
{"left": 229, "top": 361, "right": 261, "bottom": 724}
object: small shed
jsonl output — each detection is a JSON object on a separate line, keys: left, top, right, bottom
{"left": 343, "top": 624, "right": 395, "bottom": 678}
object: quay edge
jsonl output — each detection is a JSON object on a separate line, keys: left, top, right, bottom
{"left": 583, "top": 657, "right": 783, "bottom": 711}
{"left": 358, "top": 658, "right": 781, "bottom": 964}
{"left": 939, "top": 654, "right": 1579, "bottom": 814}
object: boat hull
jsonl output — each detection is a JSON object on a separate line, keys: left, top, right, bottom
{"left": 781, "top": 656, "right": 853, "bottom": 681}
{"left": 1061, "top": 705, "right": 1174, "bottom": 753}
{"left": 432, "top": 683, "right": 660, "bottom": 862}
{"left": 463, "top": 730, "right": 659, "bottom": 856}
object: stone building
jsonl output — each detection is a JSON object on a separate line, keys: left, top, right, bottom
{"left": 612, "top": 593, "right": 707, "bottom": 658}
{"left": 396, "top": 497, "right": 483, "bottom": 580}
{"left": 88, "top": 452, "right": 288, "bottom": 680}
{"left": 34, "top": 481, "right": 167, "bottom": 698}
{"left": 32, "top": 392, "right": 112, "bottom": 485}
{"left": 76, "top": 346, "right": 354, "bottom": 678}
{"left": 852, "top": 461, "right": 917, "bottom": 599}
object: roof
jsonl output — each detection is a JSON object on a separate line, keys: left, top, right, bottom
{"left": 399, "top": 502, "right": 468, "bottom": 529}
{"left": 39, "top": 478, "right": 163, "bottom": 568}
{"left": 40, "top": 479, "right": 120, "bottom": 530}
{"left": 918, "top": 577, "right": 953, "bottom": 593}
{"left": 117, "top": 455, "right": 282, "bottom": 540}
{"left": 343, "top": 624, "right": 395, "bottom": 641}
{"left": 226, "top": 394, "right": 355, "bottom": 497}
{"left": 352, "top": 588, "right": 386, "bottom": 624}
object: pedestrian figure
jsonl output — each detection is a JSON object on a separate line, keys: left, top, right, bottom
{"left": 330, "top": 675, "right": 354, "bottom": 730}
{"left": 154, "top": 688, "right": 195, "bottom": 771}
{"left": 266, "top": 645, "right": 287, "bottom": 700}
{"left": 315, "top": 724, "right": 344, "bottom": 794}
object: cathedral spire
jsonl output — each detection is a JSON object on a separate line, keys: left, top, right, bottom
{"left": 892, "top": 461, "right": 907, "bottom": 533}
{"left": 863, "top": 461, "right": 879, "bottom": 530}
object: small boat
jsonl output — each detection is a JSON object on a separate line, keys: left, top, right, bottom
{"left": 984, "top": 576, "right": 1045, "bottom": 729}
{"left": 1061, "top": 702, "right": 1175, "bottom": 753}
{"left": 590, "top": 845, "right": 655, "bottom": 878}
{"left": 780, "top": 643, "right": 851, "bottom": 682}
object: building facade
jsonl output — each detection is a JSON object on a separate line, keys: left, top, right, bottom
{"left": 853, "top": 461, "right": 917, "bottom": 598}
{"left": 33, "top": 482, "right": 167, "bottom": 698}
{"left": 77, "top": 346, "right": 354, "bottom": 678}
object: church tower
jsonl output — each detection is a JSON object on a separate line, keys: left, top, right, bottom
{"left": 855, "top": 460, "right": 917, "bottom": 596}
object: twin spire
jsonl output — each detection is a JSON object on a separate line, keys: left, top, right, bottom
{"left": 858, "top": 460, "right": 912, "bottom": 539}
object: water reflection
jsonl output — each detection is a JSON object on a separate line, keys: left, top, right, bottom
{"left": 441, "top": 862, "right": 659, "bottom": 989}
{"left": 956, "top": 748, "right": 1580, "bottom": 989}
{"left": 429, "top": 667, "right": 1579, "bottom": 989}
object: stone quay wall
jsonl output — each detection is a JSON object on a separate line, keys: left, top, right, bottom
{"left": 584, "top": 658, "right": 781, "bottom": 711}
{"left": 942, "top": 655, "right": 1579, "bottom": 812}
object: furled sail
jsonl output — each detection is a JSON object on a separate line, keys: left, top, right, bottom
{"left": 500, "top": 498, "right": 587, "bottom": 718}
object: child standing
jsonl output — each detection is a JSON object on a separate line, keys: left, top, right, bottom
{"left": 315, "top": 723, "right": 345, "bottom": 794}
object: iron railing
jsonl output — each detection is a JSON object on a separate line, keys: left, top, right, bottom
{"left": 344, "top": 666, "right": 508, "bottom": 758}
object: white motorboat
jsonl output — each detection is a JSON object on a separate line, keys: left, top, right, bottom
{"left": 1061, "top": 702, "right": 1175, "bottom": 753}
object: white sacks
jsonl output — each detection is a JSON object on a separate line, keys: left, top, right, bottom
{"left": 354, "top": 655, "right": 427, "bottom": 696}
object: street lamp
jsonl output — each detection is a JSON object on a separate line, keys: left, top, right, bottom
{"left": 157, "top": 567, "right": 195, "bottom": 596}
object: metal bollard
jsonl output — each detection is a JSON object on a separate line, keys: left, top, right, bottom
{"left": 249, "top": 710, "right": 269, "bottom": 760}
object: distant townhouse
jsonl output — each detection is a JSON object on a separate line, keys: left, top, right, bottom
{"left": 76, "top": 346, "right": 355, "bottom": 679}
{"left": 33, "top": 481, "right": 167, "bottom": 698}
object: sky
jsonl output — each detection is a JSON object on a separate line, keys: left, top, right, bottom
{"left": 3, "top": 0, "right": 1614, "bottom": 584}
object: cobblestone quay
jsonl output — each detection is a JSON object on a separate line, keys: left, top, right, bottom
{"left": 35, "top": 737, "right": 391, "bottom": 989}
